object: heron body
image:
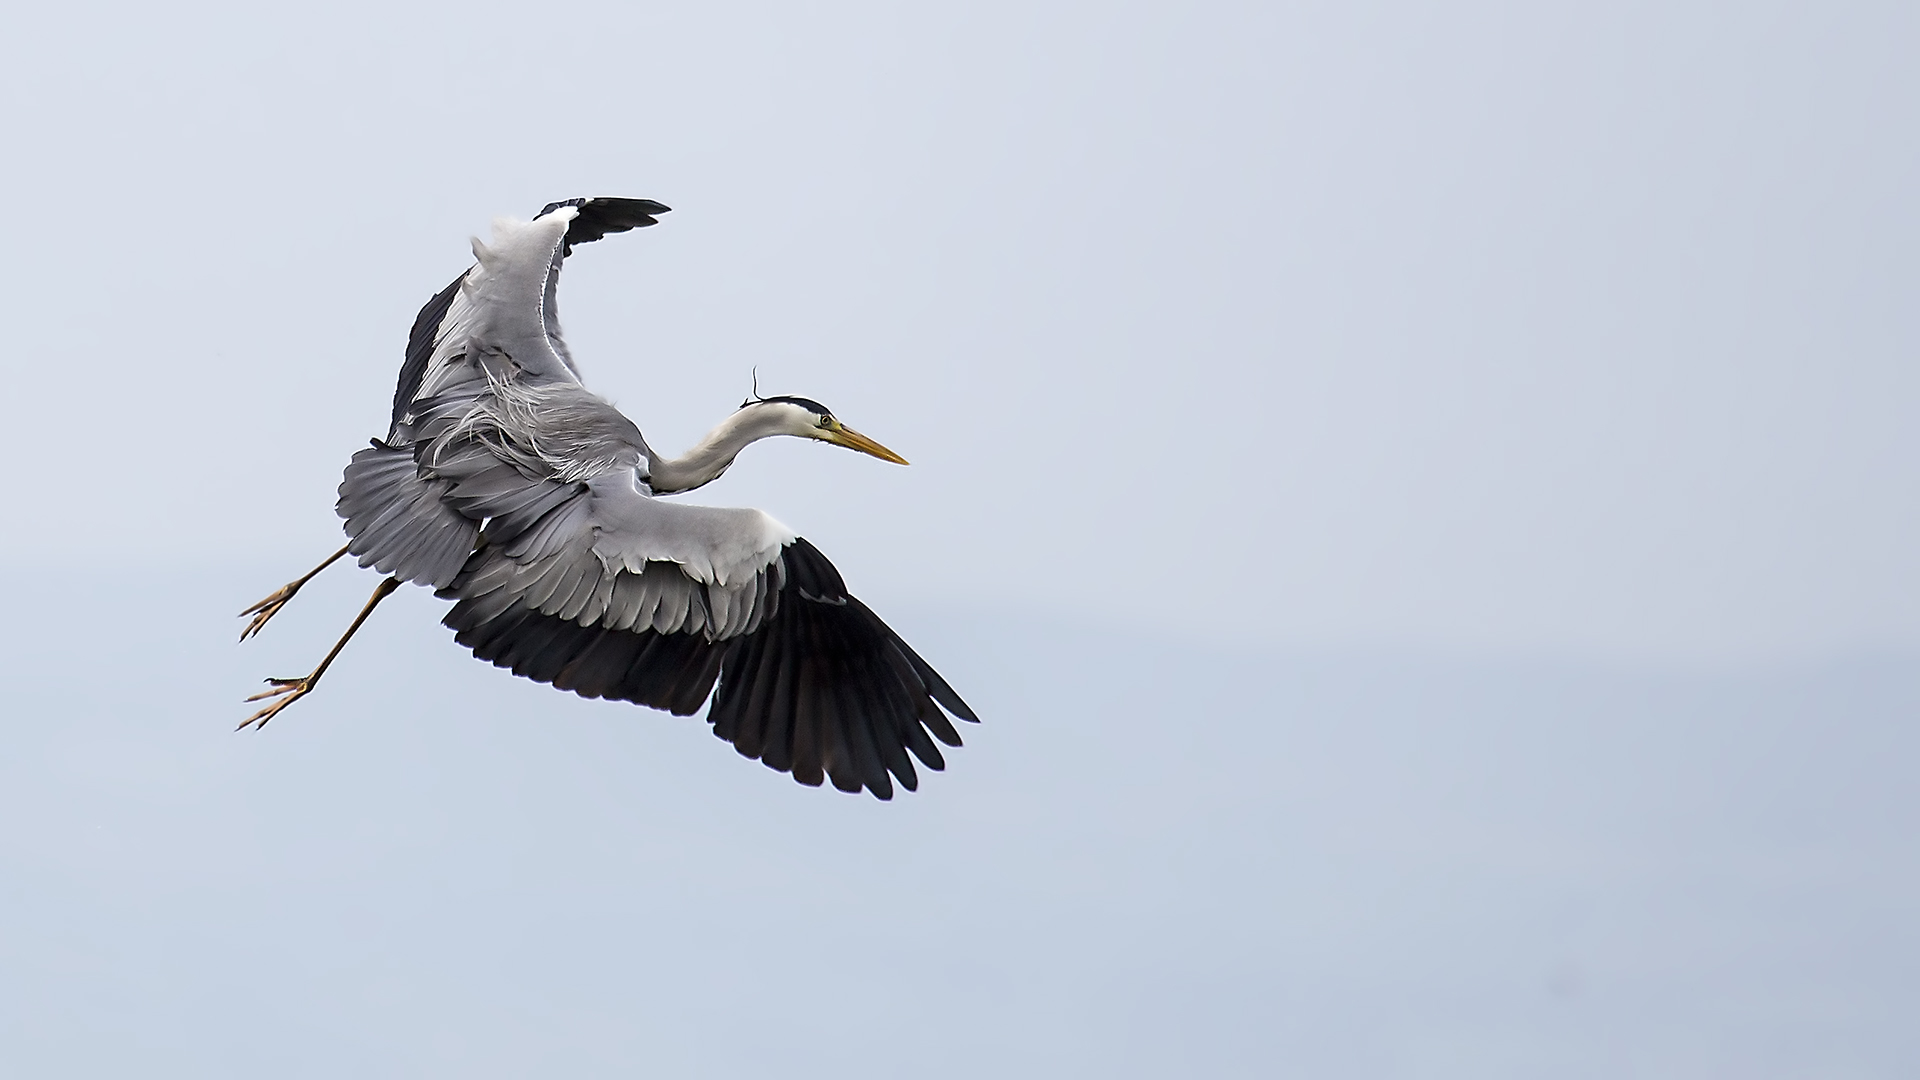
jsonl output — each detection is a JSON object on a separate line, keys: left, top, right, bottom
{"left": 241, "top": 198, "right": 976, "bottom": 799}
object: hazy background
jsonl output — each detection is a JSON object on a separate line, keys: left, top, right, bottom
{"left": 0, "top": 1, "right": 1914, "bottom": 1076}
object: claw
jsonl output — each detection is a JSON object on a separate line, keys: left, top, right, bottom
{"left": 237, "top": 544, "right": 352, "bottom": 642}
{"left": 237, "top": 585, "right": 298, "bottom": 641}
{"left": 239, "top": 677, "right": 311, "bottom": 730}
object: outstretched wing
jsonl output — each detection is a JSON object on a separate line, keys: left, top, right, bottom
{"left": 388, "top": 197, "right": 672, "bottom": 439}
{"left": 343, "top": 198, "right": 671, "bottom": 588}
{"left": 436, "top": 468, "right": 979, "bottom": 800}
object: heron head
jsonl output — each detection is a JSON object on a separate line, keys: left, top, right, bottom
{"left": 739, "top": 395, "right": 910, "bottom": 465}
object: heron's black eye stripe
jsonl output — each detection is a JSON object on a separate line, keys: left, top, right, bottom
{"left": 759, "top": 394, "right": 832, "bottom": 415}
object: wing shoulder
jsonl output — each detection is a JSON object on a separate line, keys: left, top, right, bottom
{"left": 442, "top": 468, "right": 794, "bottom": 642}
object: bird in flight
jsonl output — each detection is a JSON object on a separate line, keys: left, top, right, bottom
{"left": 238, "top": 197, "right": 977, "bottom": 799}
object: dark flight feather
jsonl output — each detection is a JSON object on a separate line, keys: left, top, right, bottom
{"left": 440, "top": 538, "right": 975, "bottom": 799}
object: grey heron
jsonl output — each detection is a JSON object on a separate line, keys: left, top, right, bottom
{"left": 239, "top": 197, "right": 977, "bottom": 799}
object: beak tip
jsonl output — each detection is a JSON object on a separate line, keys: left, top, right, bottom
{"left": 832, "top": 426, "right": 910, "bottom": 467}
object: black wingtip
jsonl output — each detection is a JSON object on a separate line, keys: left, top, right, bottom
{"left": 535, "top": 197, "right": 674, "bottom": 255}
{"left": 536, "top": 196, "right": 671, "bottom": 219}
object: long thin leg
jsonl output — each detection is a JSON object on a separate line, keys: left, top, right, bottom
{"left": 238, "top": 544, "right": 352, "bottom": 642}
{"left": 240, "top": 576, "right": 400, "bottom": 730}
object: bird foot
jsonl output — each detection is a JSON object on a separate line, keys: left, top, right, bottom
{"left": 239, "top": 676, "right": 313, "bottom": 730}
{"left": 238, "top": 583, "right": 301, "bottom": 642}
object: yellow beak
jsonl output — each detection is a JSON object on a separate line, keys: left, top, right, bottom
{"left": 823, "top": 422, "right": 910, "bottom": 465}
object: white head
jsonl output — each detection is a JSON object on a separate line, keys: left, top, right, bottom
{"left": 735, "top": 394, "right": 910, "bottom": 465}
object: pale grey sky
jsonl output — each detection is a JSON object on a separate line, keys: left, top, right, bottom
{"left": 1, "top": 0, "right": 1913, "bottom": 661}
{"left": 0, "top": 2, "right": 1915, "bottom": 1076}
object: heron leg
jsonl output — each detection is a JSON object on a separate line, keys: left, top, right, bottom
{"left": 239, "top": 576, "right": 400, "bottom": 730}
{"left": 238, "top": 544, "right": 352, "bottom": 641}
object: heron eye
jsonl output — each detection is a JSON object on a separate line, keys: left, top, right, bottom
{"left": 819, "top": 415, "right": 834, "bottom": 428}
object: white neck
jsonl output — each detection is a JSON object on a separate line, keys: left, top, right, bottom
{"left": 647, "top": 404, "right": 811, "bottom": 495}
